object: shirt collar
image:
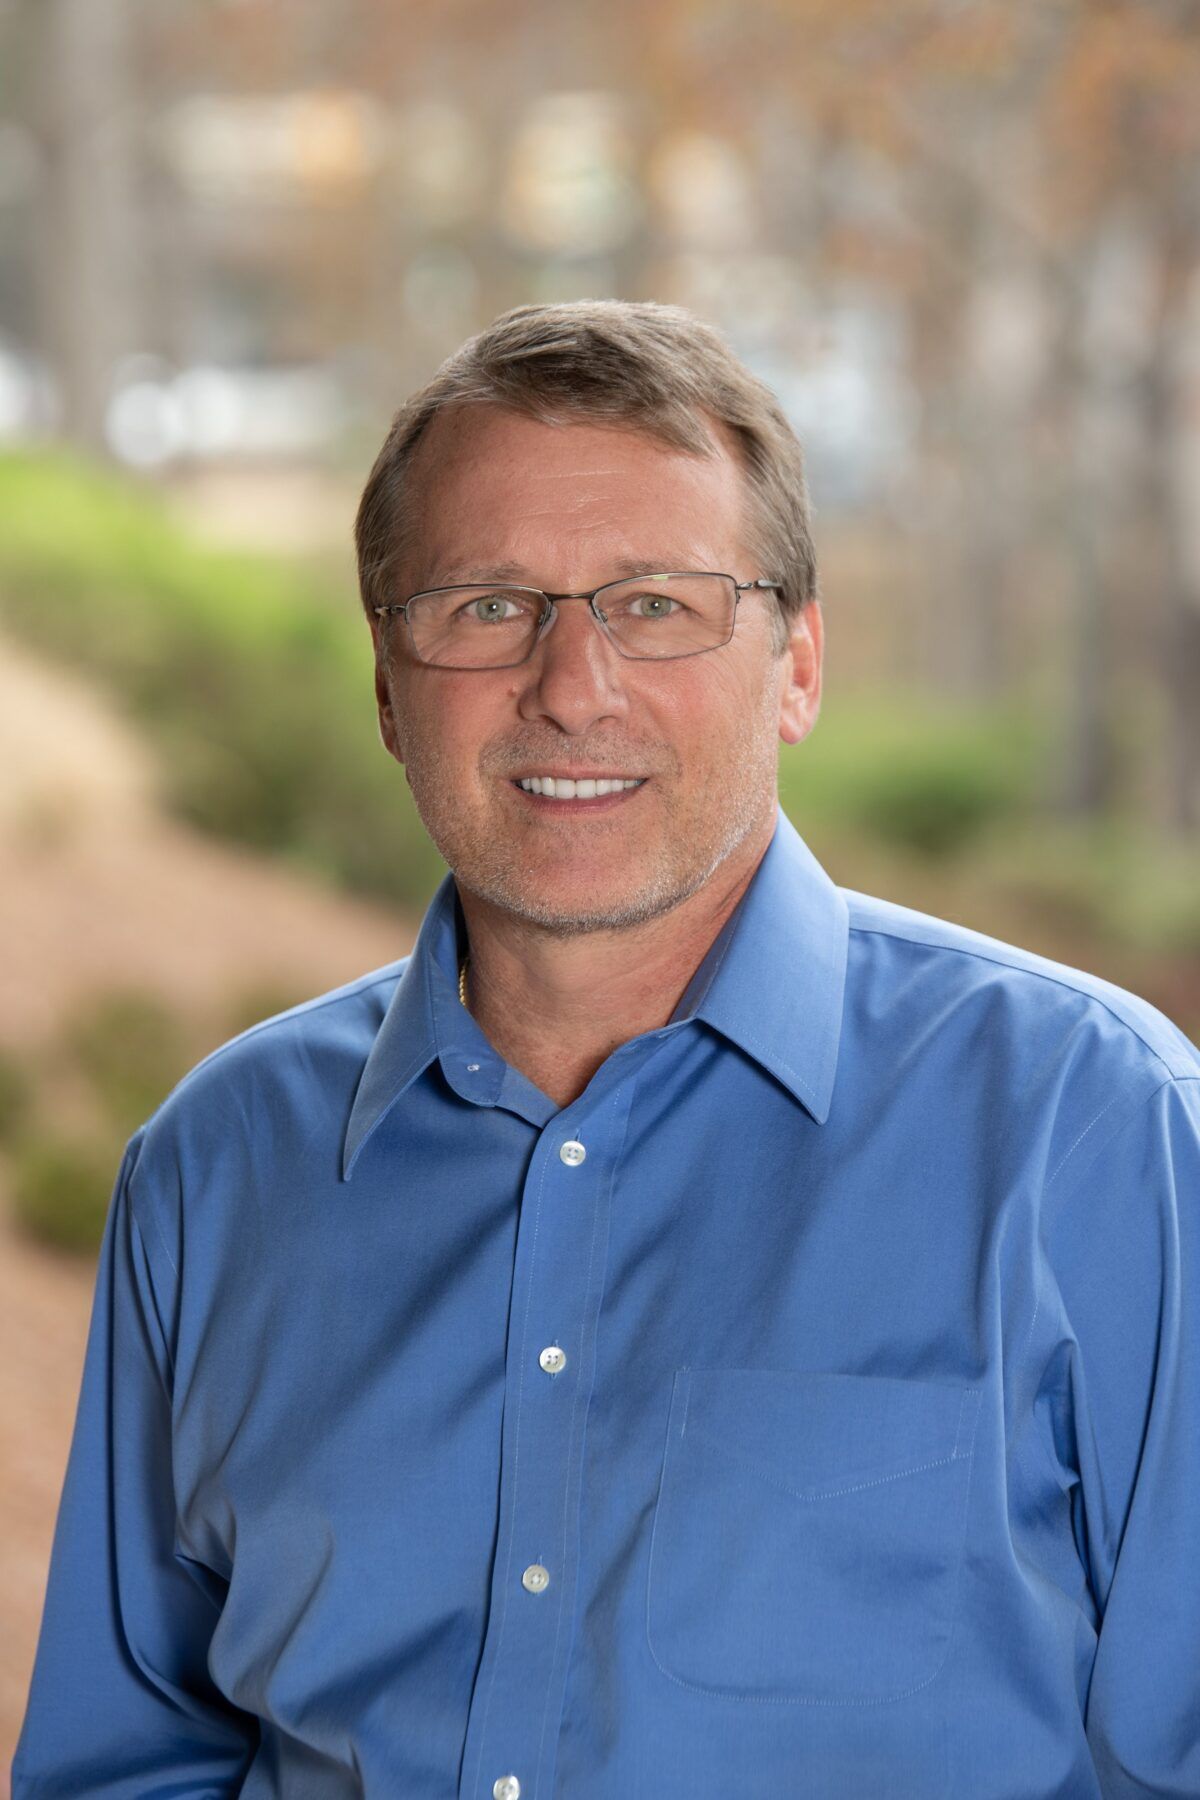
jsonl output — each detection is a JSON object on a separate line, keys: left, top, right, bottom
{"left": 342, "top": 802, "right": 848, "bottom": 1179}
{"left": 677, "top": 803, "right": 848, "bottom": 1124}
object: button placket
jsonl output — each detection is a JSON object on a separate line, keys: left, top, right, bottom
{"left": 461, "top": 1079, "right": 639, "bottom": 1800}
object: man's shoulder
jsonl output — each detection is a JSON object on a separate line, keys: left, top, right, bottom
{"left": 840, "top": 885, "right": 1200, "bottom": 1085}
{"left": 139, "top": 955, "right": 411, "bottom": 1145}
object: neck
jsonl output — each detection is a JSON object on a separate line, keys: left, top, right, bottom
{"left": 454, "top": 819, "right": 772, "bottom": 1108}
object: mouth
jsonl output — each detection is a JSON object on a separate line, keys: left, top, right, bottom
{"left": 509, "top": 774, "right": 648, "bottom": 814}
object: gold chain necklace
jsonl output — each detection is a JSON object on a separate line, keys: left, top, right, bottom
{"left": 458, "top": 954, "right": 469, "bottom": 1008}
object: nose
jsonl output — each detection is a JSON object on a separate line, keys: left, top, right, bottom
{"left": 514, "top": 595, "right": 630, "bottom": 735}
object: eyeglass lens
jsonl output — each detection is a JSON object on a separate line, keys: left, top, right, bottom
{"left": 405, "top": 574, "right": 737, "bottom": 668}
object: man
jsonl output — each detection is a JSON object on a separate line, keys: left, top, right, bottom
{"left": 12, "top": 300, "right": 1200, "bottom": 1799}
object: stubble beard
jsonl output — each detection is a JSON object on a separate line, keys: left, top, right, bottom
{"left": 393, "top": 680, "right": 782, "bottom": 941}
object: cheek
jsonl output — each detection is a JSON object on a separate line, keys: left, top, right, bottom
{"left": 654, "top": 662, "right": 767, "bottom": 744}
{"left": 409, "top": 683, "right": 504, "bottom": 782}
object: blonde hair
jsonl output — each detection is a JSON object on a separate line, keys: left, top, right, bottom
{"left": 355, "top": 299, "right": 818, "bottom": 653}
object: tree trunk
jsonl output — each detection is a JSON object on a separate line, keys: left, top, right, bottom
{"left": 32, "top": 0, "right": 139, "bottom": 455}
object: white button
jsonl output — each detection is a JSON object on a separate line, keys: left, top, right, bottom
{"left": 493, "top": 1779, "right": 521, "bottom": 1800}
{"left": 539, "top": 1344, "right": 566, "bottom": 1375}
{"left": 559, "top": 1139, "right": 586, "bottom": 1166}
{"left": 522, "top": 1562, "right": 550, "bottom": 1593}
{"left": 467, "top": 1063, "right": 480, "bottom": 1072}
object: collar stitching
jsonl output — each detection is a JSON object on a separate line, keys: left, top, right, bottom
{"left": 718, "top": 1032, "right": 821, "bottom": 1100}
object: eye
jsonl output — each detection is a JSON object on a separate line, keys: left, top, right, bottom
{"left": 627, "top": 591, "right": 683, "bottom": 619}
{"left": 460, "top": 593, "right": 527, "bottom": 623}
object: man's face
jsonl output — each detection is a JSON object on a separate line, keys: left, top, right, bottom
{"left": 371, "top": 404, "right": 822, "bottom": 936}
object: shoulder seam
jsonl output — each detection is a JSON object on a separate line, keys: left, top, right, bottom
{"left": 141, "top": 962, "right": 408, "bottom": 1127}
{"left": 846, "top": 916, "right": 1184, "bottom": 1079}
{"left": 1044, "top": 1074, "right": 1193, "bottom": 1201}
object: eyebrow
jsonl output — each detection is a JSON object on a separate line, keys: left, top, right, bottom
{"left": 428, "top": 557, "right": 707, "bottom": 587}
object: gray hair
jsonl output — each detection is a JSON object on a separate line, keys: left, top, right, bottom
{"left": 354, "top": 299, "right": 819, "bottom": 654}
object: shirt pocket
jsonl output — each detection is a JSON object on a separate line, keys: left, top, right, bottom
{"left": 646, "top": 1368, "right": 982, "bottom": 1703}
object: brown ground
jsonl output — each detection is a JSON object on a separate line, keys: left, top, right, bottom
{"left": 0, "top": 627, "right": 416, "bottom": 1784}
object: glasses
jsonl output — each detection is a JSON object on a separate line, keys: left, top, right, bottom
{"left": 372, "top": 572, "right": 783, "bottom": 670}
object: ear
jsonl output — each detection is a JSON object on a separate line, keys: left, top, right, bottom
{"left": 371, "top": 615, "right": 406, "bottom": 768}
{"left": 777, "top": 600, "right": 823, "bottom": 747}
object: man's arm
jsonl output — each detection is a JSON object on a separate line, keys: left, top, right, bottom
{"left": 1044, "top": 1074, "right": 1200, "bottom": 1798}
{"left": 11, "top": 1130, "right": 259, "bottom": 1797}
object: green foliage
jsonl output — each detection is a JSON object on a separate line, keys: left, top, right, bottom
{"left": 2, "top": 986, "right": 188, "bottom": 1256}
{"left": 0, "top": 448, "right": 446, "bottom": 908}
{"left": 9, "top": 1132, "right": 120, "bottom": 1255}
{"left": 0, "top": 1048, "right": 31, "bottom": 1144}
{"left": 974, "top": 817, "right": 1200, "bottom": 958}
{"left": 61, "top": 987, "right": 188, "bottom": 1133}
{"left": 780, "top": 691, "right": 1042, "bottom": 859}
{"left": 4, "top": 978, "right": 349, "bottom": 1258}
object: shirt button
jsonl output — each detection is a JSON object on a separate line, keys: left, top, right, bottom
{"left": 522, "top": 1563, "right": 550, "bottom": 1594}
{"left": 539, "top": 1344, "right": 566, "bottom": 1375}
{"left": 559, "top": 1139, "right": 586, "bottom": 1166}
{"left": 493, "top": 1779, "right": 521, "bottom": 1800}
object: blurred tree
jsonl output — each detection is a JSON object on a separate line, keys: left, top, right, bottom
{"left": 631, "top": 0, "right": 1200, "bottom": 830}
{"left": 30, "top": 0, "right": 141, "bottom": 453}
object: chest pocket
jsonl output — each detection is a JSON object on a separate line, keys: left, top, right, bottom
{"left": 646, "top": 1368, "right": 982, "bottom": 1704}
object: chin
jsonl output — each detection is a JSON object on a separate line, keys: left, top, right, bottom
{"left": 515, "top": 869, "right": 700, "bottom": 935}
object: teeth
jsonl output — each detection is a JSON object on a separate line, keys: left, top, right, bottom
{"left": 517, "top": 776, "right": 644, "bottom": 799}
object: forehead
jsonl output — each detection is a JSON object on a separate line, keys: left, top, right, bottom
{"left": 402, "top": 404, "right": 749, "bottom": 584}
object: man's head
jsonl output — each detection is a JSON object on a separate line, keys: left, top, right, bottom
{"left": 356, "top": 299, "right": 824, "bottom": 938}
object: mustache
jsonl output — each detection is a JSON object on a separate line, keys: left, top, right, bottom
{"left": 492, "top": 744, "right": 673, "bottom": 775}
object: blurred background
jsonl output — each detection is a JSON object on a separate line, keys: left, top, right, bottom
{"left": 2, "top": 0, "right": 1199, "bottom": 1768}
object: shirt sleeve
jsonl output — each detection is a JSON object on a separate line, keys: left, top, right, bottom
{"left": 1044, "top": 1074, "right": 1200, "bottom": 1798}
{"left": 11, "top": 1129, "right": 259, "bottom": 1797}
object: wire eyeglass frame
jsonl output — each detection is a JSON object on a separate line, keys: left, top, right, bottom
{"left": 372, "top": 572, "right": 784, "bottom": 670}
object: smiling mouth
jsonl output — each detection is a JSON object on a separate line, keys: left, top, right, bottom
{"left": 512, "top": 776, "right": 646, "bottom": 800}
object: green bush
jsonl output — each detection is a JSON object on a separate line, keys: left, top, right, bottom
{"left": 0, "top": 1048, "right": 31, "bottom": 1144}
{"left": 4, "top": 985, "right": 193, "bottom": 1255}
{"left": 0, "top": 449, "right": 443, "bottom": 909}
{"left": 975, "top": 817, "right": 1200, "bottom": 959}
{"left": 10, "top": 1131, "right": 120, "bottom": 1255}
{"left": 61, "top": 987, "right": 188, "bottom": 1133}
{"left": 835, "top": 745, "right": 1021, "bottom": 858}
{"left": 780, "top": 691, "right": 1041, "bottom": 859}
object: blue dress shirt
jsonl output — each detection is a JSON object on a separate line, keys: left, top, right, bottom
{"left": 12, "top": 804, "right": 1200, "bottom": 1799}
